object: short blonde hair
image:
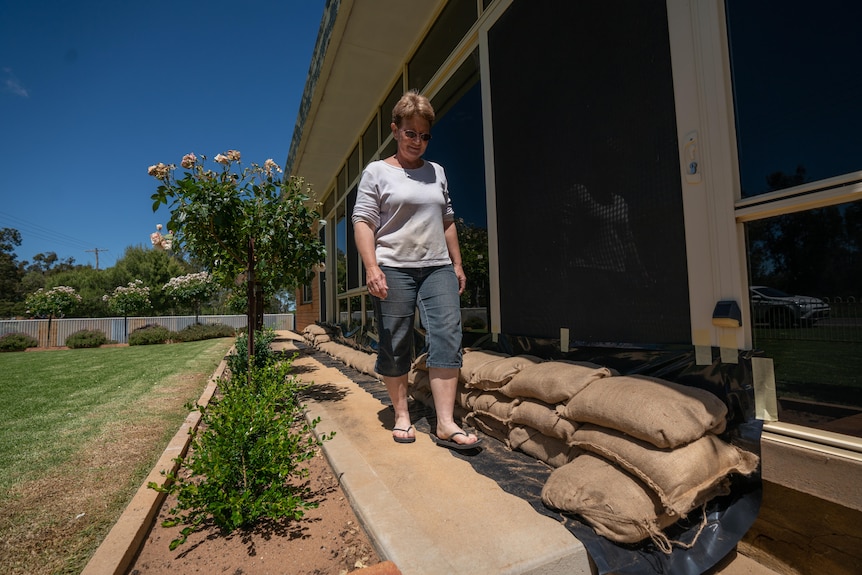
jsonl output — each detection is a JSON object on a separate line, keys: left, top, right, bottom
{"left": 392, "top": 90, "right": 435, "bottom": 127}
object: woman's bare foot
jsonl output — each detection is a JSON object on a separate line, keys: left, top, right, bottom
{"left": 435, "top": 425, "right": 480, "bottom": 447}
{"left": 392, "top": 417, "right": 415, "bottom": 443}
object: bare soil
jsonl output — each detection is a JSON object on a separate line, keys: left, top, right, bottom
{"left": 128, "top": 446, "right": 381, "bottom": 575}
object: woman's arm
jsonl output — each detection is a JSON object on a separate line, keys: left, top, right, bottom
{"left": 354, "top": 219, "right": 389, "bottom": 299}
{"left": 444, "top": 220, "right": 466, "bottom": 295}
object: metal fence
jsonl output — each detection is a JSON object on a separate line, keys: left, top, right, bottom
{"left": 0, "top": 314, "right": 295, "bottom": 347}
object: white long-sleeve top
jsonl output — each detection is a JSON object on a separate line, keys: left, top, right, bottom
{"left": 352, "top": 159, "right": 455, "bottom": 268}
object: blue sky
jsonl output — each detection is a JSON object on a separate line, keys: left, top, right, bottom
{"left": 0, "top": 0, "right": 325, "bottom": 270}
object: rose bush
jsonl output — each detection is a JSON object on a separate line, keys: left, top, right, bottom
{"left": 149, "top": 151, "right": 324, "bottom": 338}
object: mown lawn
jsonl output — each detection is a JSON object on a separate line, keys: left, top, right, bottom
{"left": 0, "top": 338, "right": 234, "bottom": 575}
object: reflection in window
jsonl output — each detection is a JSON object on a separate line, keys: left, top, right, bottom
{"left": 745, "top": 201, "right": 862, "bottom": 437}
{"left": 424, "top": 59, "right": 489, "bottom": 340}
{"left": 727, "top": 0, "right": 862, "bottom": 197}
{"left": 335, "top": 202, "right": 347, "bottom": 295}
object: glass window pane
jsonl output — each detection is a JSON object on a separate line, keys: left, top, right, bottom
{"left": 380, "top": 77, "right": 403, "bottom": 143}
{"left": 408, "top": 0, "right": 477, "bottom": 92}
{"left": 348, "top": 295, "right": 362, "bottom": 331}
{"left": 338, "top": 297, "right": 348, "bottom": 328}
{"left": 347, "top": 144, "right": 360, "bottom": 186}
{"left": 727, "top": 0, "right": 862, "bottom": 197}
{"left": 745, "top": 200, "right": 862, "bottom": 437}
{"left": 323, "top": 188, "right": 335, "bottom": 218}
{"left": 424, "top": 60, "right": 489, "bottom": 329}
{"left": 336, "top": 166, "right": 346, "bottom": 201}
{"left": 362, "top": 114, "right": 379, "bottom": 166}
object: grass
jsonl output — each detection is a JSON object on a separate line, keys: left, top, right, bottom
{"left": 0, "top": 338, "right": 235, "bottom": 575}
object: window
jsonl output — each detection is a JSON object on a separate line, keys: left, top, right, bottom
{"left": 362, "top": 114, "right": 379, "bottom": 167}
{"left": 302, "top": 281, "right": 313, "bottom": 304}
{"left": 407, "top": 0, "right": 477, "bottom": 91}
{"left": 728, "top": 0, "right": 862, "bottom": 438}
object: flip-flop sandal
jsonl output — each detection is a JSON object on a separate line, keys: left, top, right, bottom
{"left": 392, "top": 425, "right": 416, "bottom": 444}
{"left": 432, "top": 431, "right": 482, "bottom": 451}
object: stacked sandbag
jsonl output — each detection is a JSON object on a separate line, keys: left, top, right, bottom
{"left": 464, "top": 390, "right": 519, "bottom": 445}
{"left": 490, "top": 359, "right": 615, "bottom": 467}
{"left": 304, "top": 327, "right": 381, "bottom": 381}
{"left": 301, "top": 323, "right": 335, "bottom": 347}
{"left": 542, "top": 374, "right": 760, "bottom": 550}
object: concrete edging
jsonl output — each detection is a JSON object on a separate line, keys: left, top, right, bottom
{"left": 80, "top": 353, "right": 231, "bottom": 575}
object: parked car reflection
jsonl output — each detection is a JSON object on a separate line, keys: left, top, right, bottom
{"left": 749, "top": 286, "right": 830, "bottom": 327}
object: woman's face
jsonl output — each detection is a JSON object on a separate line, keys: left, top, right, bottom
{"left": 391, "top": 115, "right": 431, "bottom": 165}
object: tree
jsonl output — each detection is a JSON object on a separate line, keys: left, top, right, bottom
{"left": 24, "top": 286, "right": 82, "bottom": 346}
{"left": 149, "top": 151, "right": 325, "bottom": 356}
{"left": 103, "top": 280, "right": 151, "bottom": 339}
{"left": 0, "top": 228, "right": 25, "bottom": 317}
{"left": 108, "top": 245, "right": 191, "bottom": 314}
{"left": 163, "top": 271, "right": 218, "bottom": 323}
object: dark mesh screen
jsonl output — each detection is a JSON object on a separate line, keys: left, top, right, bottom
{"left": 488, "top": 0, "right": 691, "bottom": 344}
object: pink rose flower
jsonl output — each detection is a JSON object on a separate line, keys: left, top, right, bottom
{"left": 181, "top": 153, "right": 197, "bottom": 169}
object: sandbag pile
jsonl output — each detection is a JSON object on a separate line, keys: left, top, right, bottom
{"left": 544, "top": 374, "right": 759, "bottom": 550}
{"left": 302, "top": 336, "right": 760, "bottom": 551}
{"left": 301, "top": 323, "right": 335, "bottom": 347}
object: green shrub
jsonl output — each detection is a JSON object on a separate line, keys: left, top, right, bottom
{"left": 150, "top": 355, "right": 333, "bottom": 549}
{"left": 227, "top": 329, "right": 277, "bottom": 375}
{"left": 129, "top": 324, "right": 175, "bottom": 346}
{"left": 0, "top": 332, "right": 39, "bottom": 352}
{"left": 173, "top": 323, "right": 236, "bottom": 343}
{"left": 65, "top": 329, "right": 109, "bottom": 349}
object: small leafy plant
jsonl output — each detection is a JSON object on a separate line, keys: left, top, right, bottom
{"left": 227, "top": 329, "right": 277, "bottom": 375}
{"left": 0, "top": 332, "right": 39, "bottom": 352}
{"left": 151, "top": 353, "right": 333, "bottom": 549}
{"left": 173, "top": 323, "right": 236, "bottom": 343}
{"left": 129, "top": 324, "right": 175, "bottom": 346}
{"left": 65, "top": 329, "right": 109, "bottom": 349}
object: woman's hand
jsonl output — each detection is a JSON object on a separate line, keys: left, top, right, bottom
{"left": 453, "top": 263, "right": 466, "bottom": 295}
{"left": 366, "top": 265, "right": 389, "bottom": 299}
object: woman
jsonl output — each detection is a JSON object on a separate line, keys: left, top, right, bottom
{"left": 352, "top": 90, "right": 480, "bottom": 450}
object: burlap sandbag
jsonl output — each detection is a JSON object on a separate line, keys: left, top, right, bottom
{"left": 303, "top": 323, "right": 330, "bottom": 336}
{"left": 465, "top": 410, "right": 510, "bottom": 445}
{"left": 468, "top": 354, "right": 544, "bottom": 390}
{"left": 509, "top": 425, "right": 581, "bottom": 468}
{"left": 459, "top": 349, "right": 509, "bottom": 383}
{"left": 410, "top": 384, "right": 434, "bottom": 408}
{"left": 563, "top": 375, "right": 728, "bottom": 448}
{"left": 457, "top": 387, "right": 479, "bottom": 410}
{"left": 352, "top": 351, "right": 378, "bottom": 378}
{"left": 412, "top": 352, "right": 429, "bottom": 372}
{"left": 317, "top": 341, "right": 340, "bottom": 355}
{"left": 542, "top": 453, "right": 680, "bottom": 547}
{"left": 412, "top": 369, "right": 430, "bottom": 392}
{"left": 571, "top": 424, "right": 759, "bottom": 516}
{"left": 510, "top": 398, "right": 580, "bottom": 443}
{"left": 471, "top": 390, "right": 518, "bottom": 420}
{"left": 500, "top": 360, "right": 614, "bottom": 403}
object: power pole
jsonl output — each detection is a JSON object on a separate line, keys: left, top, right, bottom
{"left": 86, "top": 248, "right": 109, "bottom": 270}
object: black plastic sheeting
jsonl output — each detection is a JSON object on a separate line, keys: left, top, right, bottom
{"left": 305, "top": 339, "right": 763, "bottom": 575}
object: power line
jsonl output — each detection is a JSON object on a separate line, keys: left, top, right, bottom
{"left": 0, "top": 211, "right": 97, "bottom": 252}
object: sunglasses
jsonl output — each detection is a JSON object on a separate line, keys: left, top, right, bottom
{"left": 400, "top": 128, "right": 432, "bottom": 142}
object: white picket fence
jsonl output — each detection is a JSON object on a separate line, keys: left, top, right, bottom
{"left": 0, "top": 314, "right": 295, "bottom": 347}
